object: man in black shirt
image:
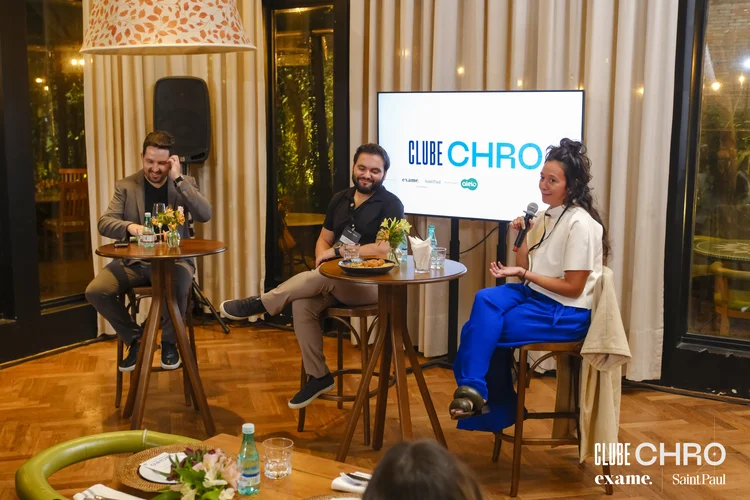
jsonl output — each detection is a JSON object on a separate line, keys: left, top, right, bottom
{"left": 221, "top": 144, "right": 404, "bottom": 409}
{"left": 86, "top": 131, "right": 212, "bottom": 372}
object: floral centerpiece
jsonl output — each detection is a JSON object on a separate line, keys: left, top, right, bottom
{"left": 376, "top": 217, "right": 412, "bottom": 264}
{"left": 154, "top": 206, "right": 186, "bottom": 248}
{"left": 153, "top": 448, "right": 240, "bottom": 500}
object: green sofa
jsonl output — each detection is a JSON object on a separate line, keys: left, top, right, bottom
{"left": 16, "top": 430, "right": 198, "bottom": 500}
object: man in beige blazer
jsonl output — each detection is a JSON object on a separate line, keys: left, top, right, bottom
{"left": 85, "top": 131, "right": 212, "bottom": 372}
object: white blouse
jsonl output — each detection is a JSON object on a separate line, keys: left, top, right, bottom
{"left": 527, "top": 205, "right": 603, "bottom": 309}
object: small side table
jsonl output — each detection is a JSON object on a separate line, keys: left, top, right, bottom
{"left": 96, "top": 239, "right": 226, "bottom": 435}
{"left": 319, "top": 256, "right": 467, "bottom": 461}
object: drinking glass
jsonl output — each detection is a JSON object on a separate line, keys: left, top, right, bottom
{"left": 152, "top": 203, "right": 167, "bottom": 241}
{"left": 343, "top": 243, "right": 360, "bottom": 261}
{"left": 414, "top": 246, "right": 431, "bottom": 272}
{"left": 434, "top": 247, "right": 447, "bottom": 269}
{"left": 262, "top": 438, "right": 294, "bottom": 479}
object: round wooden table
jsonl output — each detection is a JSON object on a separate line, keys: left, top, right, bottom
{"left": 694, "top": 237, "right": 750, "bottom": 262}
{"left": 319, "top": 256, "right": 467, "bottom": 461}
{"left": 285, "top": 212, "right": 326, "bottom": 227}
{"left": 96, "top": 239, "right": 226, "bottom": 435}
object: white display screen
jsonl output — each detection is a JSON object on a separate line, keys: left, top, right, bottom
{"left": 377, "top": 91, "right": 584, "bottom": 221}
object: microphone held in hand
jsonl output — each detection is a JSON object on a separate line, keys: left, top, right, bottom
{"left": 512, "top": 202, "right": 538, "bottom": 252}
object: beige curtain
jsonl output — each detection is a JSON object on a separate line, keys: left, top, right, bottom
{"left": 350, "top": 0, "right": 677, "bottom": 381}
{"left": 83, "top": 0, "right": 267, "bottom": 335}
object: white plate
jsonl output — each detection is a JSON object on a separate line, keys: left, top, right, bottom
{"left": 137, "top": 452, "right": 186, "bottom": 484}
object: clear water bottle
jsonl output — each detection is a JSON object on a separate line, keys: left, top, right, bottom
{"left": 398, "top": 231, "right": 408, "bottom": 263}
{"left": 140, "top": 212, "right": 155, "bottom": 248}
{"left": 238, "top": 423, "right": 261, "bottom": 496}
{"left": 427, "top": 225, "right": 438, "bottom": 269}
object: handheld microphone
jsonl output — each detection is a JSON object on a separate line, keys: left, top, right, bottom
{"left": 512, "top": 202, "right": 538, "bottom": 252}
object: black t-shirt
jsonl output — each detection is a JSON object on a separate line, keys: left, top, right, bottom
{"left": 323, "top": 187, "right": 405, "bottom": 245}
{"left": 144, "top": 181, "right": 168, "bottom": 223}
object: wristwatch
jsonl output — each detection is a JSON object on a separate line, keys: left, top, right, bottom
{"left": 334, "top": 246, "right": 342, "bottom": 258}
{"left": 174, "top": 175, "right": 184, "bottom": 186}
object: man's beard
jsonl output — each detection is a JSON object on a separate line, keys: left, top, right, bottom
{"left": 352, "top": 173, "right": 383, "bottom": 194}
{"left": 147, "top": 169, "right": 167, "bottom": 184}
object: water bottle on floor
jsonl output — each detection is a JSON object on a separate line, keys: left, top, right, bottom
{"left": 427, "top": 225, "right": 438, "bottom": 269}
{"left": 140, "top": 212, "right": 155, "bottom": 248}
{"left": 238, "top": 423, "right": 261, "bottom": 495}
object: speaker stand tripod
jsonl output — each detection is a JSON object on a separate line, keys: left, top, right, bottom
{"left": 178, "top": 160, "right": 230, "bottom": 335}
{"left": 192, "top": 279, "right": 230, "bottom": 334}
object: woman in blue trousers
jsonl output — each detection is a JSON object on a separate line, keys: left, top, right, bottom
{"left": 450, "top": 138, "right": 610, "bottom": 433}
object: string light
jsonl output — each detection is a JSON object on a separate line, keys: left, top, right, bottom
{"left": 637, "top": 86, "right": 645, "bottom": 96}
{"left": 517, "top": 79, "right": 523, "bottom": 88}
{"left": 711, "top": 81, "right": 721, "bottom": 91}
{"left": 71, "top": 59, "right": 78, "bottom": 66}
{"left": 740, "top": 75, "right": 746, "bottom": 84}
{"left": 744, "top": 58, "right": 750, "bottom": 69}
{"left": 457, "top": 66, "right": 465, "bottom": 75}
{"left": 35, "top": 77, "right": 43, "bottom": 83}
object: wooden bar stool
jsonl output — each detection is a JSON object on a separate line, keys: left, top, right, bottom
{"left": 492, "top": 341, "right": 613, "bottom": 497}
{"left": 115, "top": 286, "right": 197, "bottom": 409}
{"left": 297, "top": 303, "right": 387, "bottom": 446}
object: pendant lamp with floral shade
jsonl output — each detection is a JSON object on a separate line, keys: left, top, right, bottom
{"left": 80, "top": 0, "right": 255, "bottom": 55}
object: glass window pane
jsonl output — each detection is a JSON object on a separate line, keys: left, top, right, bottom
{"left": 272, "top": 6, "right": 335, "bottom": 281}
{"left": 26, "top": 0, "right": 93, "bottom": 301}
{"left": 689, "top": 1, "right": 750, "bottom": 340}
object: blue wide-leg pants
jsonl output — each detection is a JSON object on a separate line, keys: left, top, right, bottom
{"left": 453, "top": 283, "right": 591, "bottom": 432}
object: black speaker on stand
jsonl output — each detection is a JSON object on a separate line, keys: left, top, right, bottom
{"left": 154, "top": 77, "right": 229, "bottom": 334}
{"left": 154, "top": 77, "right": 211, "bottom": 167}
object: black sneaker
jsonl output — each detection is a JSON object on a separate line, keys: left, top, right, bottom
{"left": 288, "top": 373, "right": 335, "bottom": 409}
{"left": 161, "top": 342, "right": 181, "bottom": 370}
{"left": 119, "top": 341, "right": 140, "bottom": 372}
{"left": 220, "top": 296, "right": 266, "bottom": 320}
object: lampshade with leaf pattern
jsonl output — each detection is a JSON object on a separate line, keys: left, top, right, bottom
{"left": 81, "top": 0, "right": 255, "bottom": 55}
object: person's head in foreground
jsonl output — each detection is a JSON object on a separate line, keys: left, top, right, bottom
{"left": 542, "top": 138, "right": 610, "bottom": 261}
{"left": 362, "top": 440, "right": 484, "bottom": 500}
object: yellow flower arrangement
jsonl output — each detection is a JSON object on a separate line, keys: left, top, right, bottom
{"left": 154, "top": 206, "right": 186, "bottom": 232}
{"left": 376, "top": 217, "right": 412, "bottom": 249}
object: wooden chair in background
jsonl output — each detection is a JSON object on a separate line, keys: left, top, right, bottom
{"left": 58, "top": 168, "right": 87, "bottom": 183}
{"left": 278, "top": 214, "right": 314, "bottom": 277}
{"left": 43, "top": 181, "right": 90, "bottom": 261}
{"left": 710, "top": 261, "right": 750, "bottom": 335}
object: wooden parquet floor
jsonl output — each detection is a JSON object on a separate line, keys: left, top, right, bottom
{"left": 1, "top": 321, "right": 749, "bottom": 499}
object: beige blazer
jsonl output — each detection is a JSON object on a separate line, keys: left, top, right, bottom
{"left": 98, "top": 171, "right": 212, "bottom": 266}
{"left": 552, "top": 267, "right": 631, "bottom": 462}
{"left": 98, "top": 170, "right": 211, "bottom": 240}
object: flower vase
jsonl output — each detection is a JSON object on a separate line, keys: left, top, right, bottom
{"left": 166, "top": 229, "right": 181, "bottom": 248}
{"left": 388, "top": 245, "right": 401, "bottom": 265}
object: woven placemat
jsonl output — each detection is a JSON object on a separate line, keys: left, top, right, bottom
{"left": 118, "top": 443, "right": 235, "bottom": 492}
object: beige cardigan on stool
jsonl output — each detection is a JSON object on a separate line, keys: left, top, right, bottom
{"left": 551, "top": 267, "right": 632, "bottom": 462}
